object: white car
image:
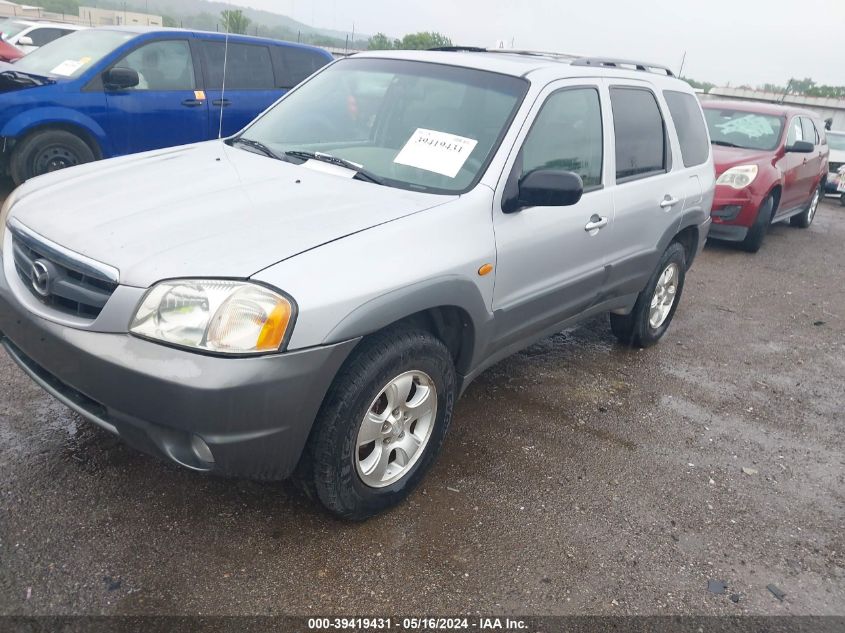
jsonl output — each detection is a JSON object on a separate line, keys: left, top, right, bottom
{"left": 0, "top": 19, "right": 86, "bottom": 55}
{"left": 824, "top": 130, "right": 845, "bottom": 205}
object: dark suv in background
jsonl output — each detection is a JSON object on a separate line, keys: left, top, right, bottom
{"left": 703, "top": 101, "right": 829, "bottom": 252}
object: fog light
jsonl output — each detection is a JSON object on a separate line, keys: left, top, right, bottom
{"left": 711, "top": 205, "right": 742, "bottom": 221}
{"left": 191, "top": 434, "right": 215, "bottom": 464}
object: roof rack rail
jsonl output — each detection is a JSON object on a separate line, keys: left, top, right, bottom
{"left": 572, "top": 57, "right": 675, "bottom": 76}
{"left": 428, "top": 46, "right": 488, "bottom": 53}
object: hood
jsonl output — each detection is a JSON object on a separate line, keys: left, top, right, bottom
{"left": 0, "top": 66, "right": 56, "bottom": 92}
{"left": 711, "top": 145, "right": 777, "bottom": 175}
{"left": 11, "top": 141, "right": 454, "bottom": 287}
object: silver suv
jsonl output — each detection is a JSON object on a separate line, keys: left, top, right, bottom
{"left": 0, "top": 49, "right": 714, "bottom": 519}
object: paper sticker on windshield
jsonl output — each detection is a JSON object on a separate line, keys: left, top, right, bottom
{"left": 715, "top": 115, "right": 774, "bottom": 139}
{"left": 394, "top": 129, "right": 478, "bottom": 178}
{"left": 50, "top": 59, "right": 86, "bottom": 77}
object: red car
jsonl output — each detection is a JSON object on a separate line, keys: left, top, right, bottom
{"left": 0, "top": 37, "right": 23, "bottom": 63}
{"left": 702, "top": 101, "right": 829, "bottom": 252}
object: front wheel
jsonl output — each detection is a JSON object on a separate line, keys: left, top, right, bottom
{"left": 610, "top": 241, "right": 687, "bottom": 348}
{"left": 740, "top": 195, "right": 774, "bottom": 252}
{"left": 10, "top": 130, "right": 96, "bottom": 185}
{"left": 790, "top": 185, "right": 821, "bottom": 228}
{"left": 299, "top": 327, "right": 456, "bottom": 520}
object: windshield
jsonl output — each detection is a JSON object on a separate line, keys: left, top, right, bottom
{"left": 703, "top": 108, "right": 784, "bottom": 151}
{"left": 828, "top": 132, "right": 845, "bottom": 152}
{"left": 0, "top": 20, "right": 29, "bottom": 40}
{"left": 13, "top": 29, "right": 134, "bottom": 78}
{"left": 239, "top": 57, "right": 528, "bottom": 194}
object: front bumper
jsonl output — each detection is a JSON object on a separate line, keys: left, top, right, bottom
{"left": 707, "top": 184, "right": 763, "bottom": 242}
{"left": 0, "top": 258, "right": 359, "bottom": 480}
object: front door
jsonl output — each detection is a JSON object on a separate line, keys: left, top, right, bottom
{"left": 780, "top": 116, "right": 809, "bottom": 213}
{"left": 492, "top": 82, "right": 612, "bottom": 348}
{"left": 104, "top": 38, "right": 209, "bottom": 156}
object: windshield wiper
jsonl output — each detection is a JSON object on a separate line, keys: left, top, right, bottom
{"left": 284, "top": 150, "right": 385, "bottom": 186}
{"left": 230, "top": 137, "right": 284, "bottom": 161}
{"left": 711, "top": 140, "right": 743, "bottom": 148}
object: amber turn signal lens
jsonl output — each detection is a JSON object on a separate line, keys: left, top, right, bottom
{"left": 478, "top": 263, "right": 494, "bottom": 276}
{"left": 256, "top": 298, "right": 293, "bottom": 351}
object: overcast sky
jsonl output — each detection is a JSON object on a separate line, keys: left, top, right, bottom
{"left": 230, "top": 0, "right": 842, "bottom": 87}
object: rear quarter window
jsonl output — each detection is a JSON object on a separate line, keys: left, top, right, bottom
{"left": 663, "top": 90, "right": 710, "bottom": 167}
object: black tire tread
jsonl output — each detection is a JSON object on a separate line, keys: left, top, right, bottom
{"left": 297, "top": 326, "right": 455, "bottom": 520}
{"left": 10, "top": 129, "right": 95, "bottom": 185}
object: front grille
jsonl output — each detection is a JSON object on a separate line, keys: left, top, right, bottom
{"left": 11, "top": 232, "right": 118, "bottom": 319}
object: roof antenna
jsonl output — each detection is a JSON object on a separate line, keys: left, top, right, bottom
{"left": 218, "top": 25, "right": 230, "bottom": 139}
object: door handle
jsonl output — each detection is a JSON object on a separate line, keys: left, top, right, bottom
{"left": 212, "top": 99, "right": 231, "bottom": 107}
{"left": 659, "top": 195, "right": 680, "bottom": 209}
{"left": 181, "top": 98, "right": 204, "bottom": 107}
{"left": 584, "top": 215, "right": 608, "bottom": 232}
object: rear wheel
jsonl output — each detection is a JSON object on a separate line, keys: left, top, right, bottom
{"left": 10, "top": 130, "right": 96, "bottom": 185}
{"left": 298, "top": 327, "right": 456, "bottom": 520}
{"left": 740, "top": 195, "right": 774, "bottom": 253}
{"left": 790, "top": 185, "right": 821, "bottom": 228}
{"left": 610, "top": 241, "right": 687, "bottom": 348}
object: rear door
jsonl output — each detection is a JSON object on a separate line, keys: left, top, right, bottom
{"left": 103, "top": 37, "right": 209, "bottom": 155}
{"left": 492, "top": 80, "right": 613, "bottom": 347}
{"left": 200, "top": 39, "right": 281, "bottom": 137}
{"left": 602, "top": 82, "right": 692, "bottom": 300}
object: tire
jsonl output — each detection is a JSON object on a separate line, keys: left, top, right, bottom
{"left": 10, "top": 130, "right": 96, "bottom": 185}
{"left": 740, "top": 195, "right": 774, "bottom": 253}
{"left": 610, "top": 241, "right": 687, "bottom": 348}
{"left": 840, "top": 193, "right": 845, "bottom": 207}
{"left": 790, "top": 185, "right": 821, "bottom": 228}
{"left": 298, "top": 327, "right": 456, "bottom": 520}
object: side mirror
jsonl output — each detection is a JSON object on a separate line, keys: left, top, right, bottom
{"left": 786, "top": 140, "right": 814, "bottom": 154}
{"left": 16, "top": 36, "right": 34, "bottom": 47}
{"left": 103, "top": 67, "right": 139, "bottom": 90}
{"left": 505, "top": 169, "right": 584, "bottom": 212}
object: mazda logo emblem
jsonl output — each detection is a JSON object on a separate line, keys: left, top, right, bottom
{"left": 31, "top": 259, "right": 51, "bottom": 297}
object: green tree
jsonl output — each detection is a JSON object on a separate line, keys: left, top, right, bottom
{"left": 162, "top": 15, "right": 178, "bottom": 28}
{"left": 787, "top": 77, "right": 816, "bottom": 94}
{"left": 680, "top": 77, "right": 715, "bottom": 93}
{"left": 220, "top": 9, "right": 251, "bottom": 35}
{"left": 367, "top": 32, "right": 395, "bottom": 50}
{"left": 398, "top": 31, "right": 452, "bottom": 50}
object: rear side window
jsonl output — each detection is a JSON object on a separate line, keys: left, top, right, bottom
{"left": 610, "top": 87, "right": 667, "bottom": 181}
{"left": 202, "top": 41, "right": 275, "bottom": 90}
{"left": 274, "top": 46, "right": 331, "bottom": 88}
{"left": 663, "top": 90, "right": 709, "bottom": 167}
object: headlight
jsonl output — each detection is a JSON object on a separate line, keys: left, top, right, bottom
{"left": 0, "top": 187, "right": 20, "bottom": 253}
{"left": 130, "top": 280, "right": 294, "bottom": 354}
{"left": 716, "top": 165, "right": 758, "bottom": 189}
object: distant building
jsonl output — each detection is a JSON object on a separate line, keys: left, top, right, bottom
{"left": 0, "top": 1, "right": 162, "bottom": 26}
{"left": 78, "top": 6, "right": 162, "bottom": 27}
{"left": 702, "top": 87, "right": 845, "bottom": 131}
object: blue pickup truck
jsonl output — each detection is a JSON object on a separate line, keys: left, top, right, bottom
{"left": 0, "top": 27, "right": 332, "bottom": 183}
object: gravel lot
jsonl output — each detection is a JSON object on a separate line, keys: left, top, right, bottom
{"left": 0, "top": 179, "right": 843, "bottom": 616}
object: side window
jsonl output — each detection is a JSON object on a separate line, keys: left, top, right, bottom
{"left": 663, "top": 90, "right": 709, "bottom": 167}
{"left": 801, "top": 117, "right": 817, "bottom": 146}
{"left": 116, "top": 40, "right": 195, "bottom": 91}
{"left": 275, "top": 47, "right": 330, "bottom": 88}
{"left": 28, "top": 28, "right": 67, "bottom": 47}
{"left": 202, "top": 41, "right": 275, "bottom": 91}
{"left": 517, "top": 87, "right": 603, "bottom": 189}
{"left": 610, "top": 87, "right": 668, "bottom": 181}
{"left": 787, "top": 117, "right": 803, "bottom": 145}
